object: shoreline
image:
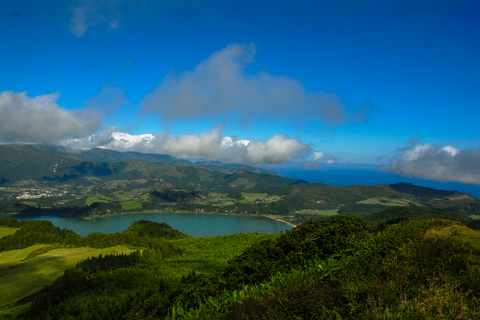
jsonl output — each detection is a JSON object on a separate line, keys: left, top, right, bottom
{"left": 4, "top": 210, "right": 296, "bottom": 229}
{"left": 86, "top": 210, "right": 297, "bottom": 228}
{"left": 263, "top": 215, "right": 297, "bottom": 228}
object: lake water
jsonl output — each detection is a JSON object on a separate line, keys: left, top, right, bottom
{"left": 10, "top": 213, "right": 293, "bottom": 237}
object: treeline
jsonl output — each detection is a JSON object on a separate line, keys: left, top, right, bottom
{"left": 360, "top": 206, "right": 475, "bottom": 228}
{"left": 338, "top": 203, "right": 389, "bottom": 215}
{"left": 0, "top": 218, "right": 79, "bottom": 251}
{"left": 150, "top": 190, "right": 208, "bottom": 203}
{"left": 0, "top": 200, "right": 123, "bottom": 218}
{"left": 0, "top": 218, "right": 188, "bottom": 252}
{"left": 75, "top": 251, "right": 143, "bottom": 274}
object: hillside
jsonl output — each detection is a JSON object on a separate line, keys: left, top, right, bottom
{"left": 0, "top": 144, "right": 305, "bottom": 190}
{"left": 1, "top": 213, "right": 480, "bottom": 319}
{"left": 1, "top": 144, "right": 479, "bottom": 224}
{"left": 0, "top": 144, "right": 280, "bottom": 177}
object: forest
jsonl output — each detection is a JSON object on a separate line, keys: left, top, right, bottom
{"left": 1, "top": 206, "right": 480, "bottom": 319}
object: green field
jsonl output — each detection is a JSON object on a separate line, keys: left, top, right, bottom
{"left": 317, "top": 209, "right": 339, "bottom": 215}
{"left": 85, "top": 194, "right": 113, "bottom": 205}
{"left": 112, "top": 187, "right": 151, "bottom": 201}
{"left": 0, "top": 245, "right": 134, "bottom": 307}
{"left": 0, "top": 226, "right": 18, "bottom": 239}
{"left": 120, "top": 200, "right": 142, "bottom": 210}
{"left": 357, "top": 197, "right": 418, "bottom": 206}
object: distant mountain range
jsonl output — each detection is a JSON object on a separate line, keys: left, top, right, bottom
{"left": 1, "top": 143, "right": 479, "bottom": 222}
{"left": 0, "top": 144, "right": 302, "bottom": 190}
{"left": 0, "top": 144, "right": 280, "bottom": 184}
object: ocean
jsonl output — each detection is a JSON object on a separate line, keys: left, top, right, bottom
{"left": 275, "top": 166, "right": 480, "bottom": 199}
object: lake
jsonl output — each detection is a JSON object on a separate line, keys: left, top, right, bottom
{"left": 9, "top": 213, "right": 294, "bottom": 237}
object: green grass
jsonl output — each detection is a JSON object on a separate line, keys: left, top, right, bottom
{"left": 294, "top": 209, "right": 338, "bottom": 215}
{"left": 317, "top": 209, "right": 338, "bottom": 215}
{"left": 242, "top": 192, "right": 282, "bottom": 203}
{"left": 242, "top": 193, "right": 268, "bottom": 201}
{"left": 113, "top": 187, "right": 151, "bottom": 201}
{"left": 0, "top": 245, "right": 134, "bottom": 307}
{"left": 357, "top": 197, "right": 417, "bottom": 206}
{"left": 0, "top": 226, "right": 18, "bottom": 239}
{"left": 20, "top": 200, "right": 38, "bottom": 206}
{"left": 120, "top": 200, "right": 142, "bottom": 210}
{"left": 159, "top": 233, "right": 278, "bottom": 281}
{"left": 85, "top": 194, "right": 112, "bottom": 205}
{"left": 0, "top": 244, "right": 51, "bottom": 270}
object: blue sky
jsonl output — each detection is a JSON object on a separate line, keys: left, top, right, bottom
{"left": 1, "top": 0, "right": 479, "bottom": 186}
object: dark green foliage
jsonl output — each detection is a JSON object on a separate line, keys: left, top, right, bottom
{"left": 169, "top": 215, "right": 368, "bottom": 313}
{"left": 0, "top": 219, "right": 79, "bottom": 251}
{"left": 0, "top": 216, "right": 20, "bottom": 227}
{"left": 0, "top": 218, "right": 187, "bottom": 253}
{"left": 165, "top": 219, "right": 480, "bottom": 320}
{"left": 243, "top": 186, "right": 294, "bottom": 197}
{"left": 362, "top": 205, "right": 472, "bottom": 226}
{"left": 9, "top": 213, "right": 480, "bottom": 320}
{"left": 338, "top": 203, "right": 389, "bottom": 215}
{"left": 390, "top": 182, "right": 456, "bottom": 198}
{"left": 77, "top": 220, "right": 188, "bottom": 249}
{"left": 227, "top": 190, "right": 244, "bottom": 201}
{"left": 126, "top": 220, "right": 189, "bottom": 239}
{"left": 76, "top": 251, "right": 142, "bottom": 274}
{"left": 26, "top": 253, "right": 170, "bottom": 320}
{"left": 150, "top": 190, "right": 204, "bottom": 203}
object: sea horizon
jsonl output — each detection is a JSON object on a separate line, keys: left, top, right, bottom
{"left": 275, "top": 165, "right": 480, "bottom": 200}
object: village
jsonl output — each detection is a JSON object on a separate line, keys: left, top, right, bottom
{"left": 0, "top": 186, "right": 71, "bottom": 200}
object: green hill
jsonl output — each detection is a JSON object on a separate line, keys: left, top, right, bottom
{"left": 2, "top": 214, "right": 480, "bottom": 319}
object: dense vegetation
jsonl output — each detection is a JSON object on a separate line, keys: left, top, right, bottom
{"left": 1, "top": 208, "right": 480, "bottom": 319}
{"left": 2, "top": 145, "right": 480, "bottom": 318}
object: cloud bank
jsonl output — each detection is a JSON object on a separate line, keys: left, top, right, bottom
{"left": 60, "top": 127, "right": 329, "bottom": 166}
{"left": 383, "top": 143, "right": 480, "bottom": 184}
{"left": 142, "top": 43, "right": 350, "bottom": 125}
{"left": 0, "top": 91, "right": 101, "bottom": 144}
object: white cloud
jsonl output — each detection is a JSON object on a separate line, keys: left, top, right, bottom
{"left": 142, "top": 43, "right": 351, "bottom": 125}
{"left": 68, "top": 3, "right": 120, "bottom": 37}
{"left": 60, "top": 127, "right": 323, "bottom": 166}
{"left": 312, "top": 151, "right": 338, "bottom": 165}
{"left": 0, "top": 91, "right": 101, "bottom": 144}
{"left": 383, "top": 143, "right": 480, "bottom": 184}
{"left": 69, "top": 5, "right": 99, "bottom": 37}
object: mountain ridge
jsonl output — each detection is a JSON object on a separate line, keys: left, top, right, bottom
{"left": 1, "top": 143, "right": 479, "bottom": 223}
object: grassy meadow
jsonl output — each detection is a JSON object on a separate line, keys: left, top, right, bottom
{"left": 357, "top": 196, "right": 419, "bottom": 206}
{"left": 0, "top": 244, "right": 134, "bottom": 307}
{"left": 0, "top": 226, "right": 18, "bottom": 238}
